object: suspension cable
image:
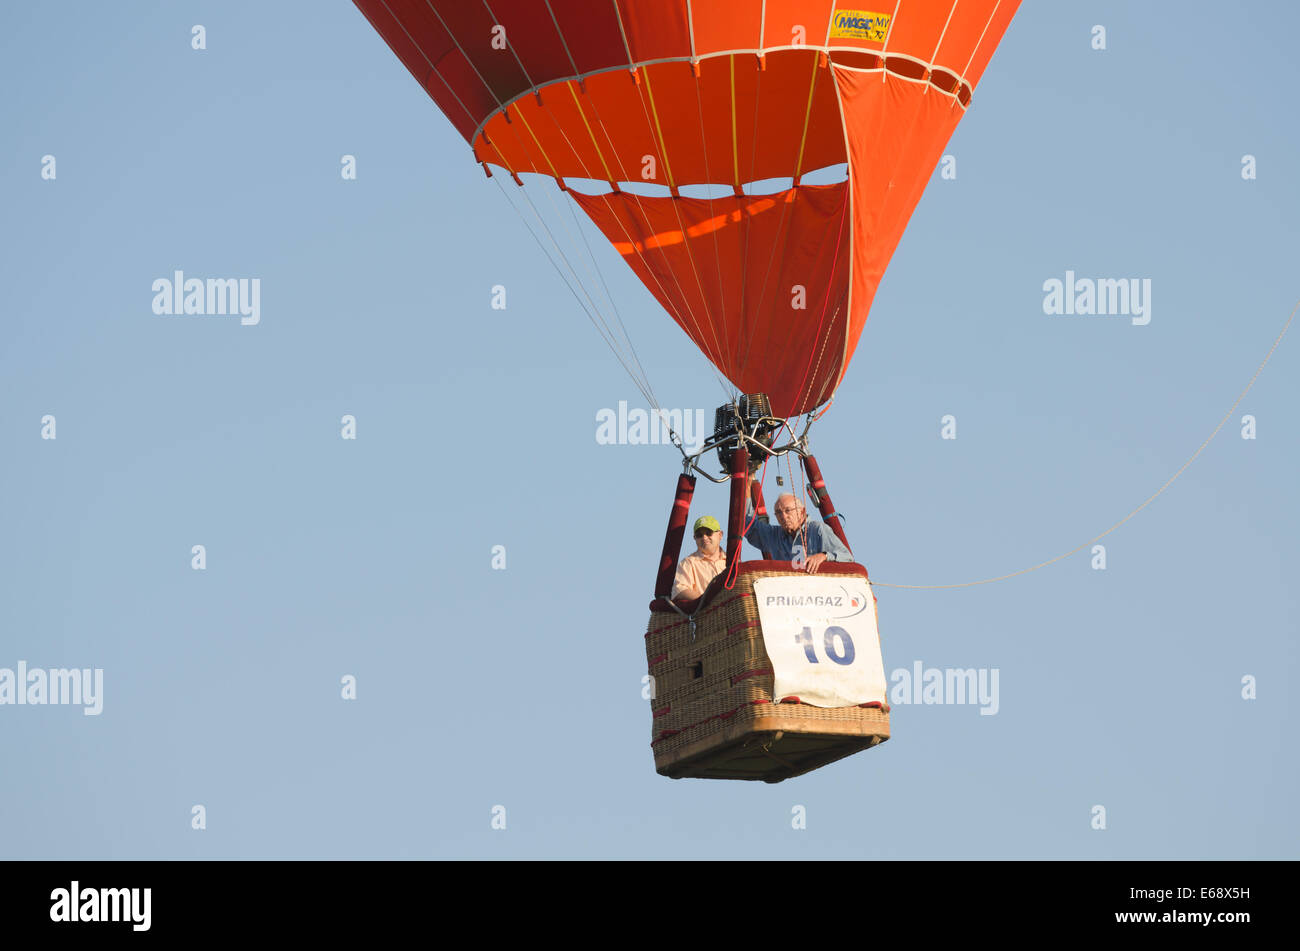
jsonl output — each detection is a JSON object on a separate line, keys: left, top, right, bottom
{"left": 873, "top": 297, "right": 1298, "bottom": 589}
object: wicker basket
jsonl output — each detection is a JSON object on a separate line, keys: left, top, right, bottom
{"left": 646, "top": 561, "right": 889, "bottom": 782}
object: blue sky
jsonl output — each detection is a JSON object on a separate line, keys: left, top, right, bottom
{"left": 1, "top": 1, "right": 1296, "bottom": 859}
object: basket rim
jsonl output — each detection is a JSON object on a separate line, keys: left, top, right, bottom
{"left": 650, "top": 559, "right": 870, "bottom": 614}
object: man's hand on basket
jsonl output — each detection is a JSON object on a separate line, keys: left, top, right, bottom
{"left": 804, "top": 553, "right": 828, "bottom": 575}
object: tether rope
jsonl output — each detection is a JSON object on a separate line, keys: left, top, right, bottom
{"left": 872, "top": 297, "right": 1297, "bottom": 589}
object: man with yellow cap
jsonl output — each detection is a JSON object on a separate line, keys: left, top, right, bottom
{"left": 670, "top": 516, "right": 727, "bottom": 601}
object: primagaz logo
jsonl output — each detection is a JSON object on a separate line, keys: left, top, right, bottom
{"left": 763, "top": 585, "right": 869, "bottom": 619}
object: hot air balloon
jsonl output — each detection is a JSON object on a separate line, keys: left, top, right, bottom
{"left": 353, "top": 0, "right": 1019, "bottom": 780}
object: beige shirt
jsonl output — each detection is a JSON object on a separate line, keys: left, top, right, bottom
{"left": 671, "top": 549, "right": 727, "bottom": 600}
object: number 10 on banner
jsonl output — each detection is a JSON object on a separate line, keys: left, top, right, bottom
{"left": 794, "top": 625, "right": 856, "bottom": 665}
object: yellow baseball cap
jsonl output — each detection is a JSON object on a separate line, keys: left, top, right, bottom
{"left": 693, "top": 516, "right": 722, "bottom": 534}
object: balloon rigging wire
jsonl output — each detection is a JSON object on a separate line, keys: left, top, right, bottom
{"left": 552, "top": 53, "right": 735, "bottom": 404}
{"left": 504, "top": 77, "right": 675, "bottom": 411}
{"left": 871, "top": 296, "right": 1298, "bottom": 589}
{"left": 428, "top": 0, "right": 732, "bottom": 415}
{"left": 411, "top": 0, "right": 663, "bottom": 411}
{"left": 558, "top": 193, "right": 662, "bottom": 409}
{"left": 478, "top": 0, "right": 665, "bottom": 412}
{"left": 490, "top": 174, "right": 661, "bottom": 411}
{"left": 504, "top": 131, "right": 669, "bottom": 413}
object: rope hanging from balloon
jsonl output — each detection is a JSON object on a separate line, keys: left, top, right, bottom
{"left": 429, "top": 0, "right": 741, "bottom": 424}
{"left": 870, "top": 297, "right": 1298, "bottom": 589}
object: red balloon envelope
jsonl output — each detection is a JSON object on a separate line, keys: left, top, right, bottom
{"left": 354, "top": 0, "right": 1020, "bottom": 416}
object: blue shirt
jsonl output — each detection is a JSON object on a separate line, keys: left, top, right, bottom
{"left": 744, "top": 516, "right": 854, "bottom": 563}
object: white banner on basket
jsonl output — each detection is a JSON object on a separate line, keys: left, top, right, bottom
{"left": 753, "top": 575, "right": 886, "bottom": 708}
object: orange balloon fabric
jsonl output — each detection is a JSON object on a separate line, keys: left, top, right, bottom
{"left": 571, "top": 183, "right": 851, "bottom": 416}
{"left": 354, "top": 1, "right": 1020, "bottom": 413}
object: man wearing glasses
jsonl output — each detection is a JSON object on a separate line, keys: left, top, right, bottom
{"left": 746, "top": 493, "right": 853, "bottom": 575}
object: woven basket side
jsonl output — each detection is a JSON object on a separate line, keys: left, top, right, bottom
{"left": 645, "top": 565, "right": 888, "bottom": 765}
